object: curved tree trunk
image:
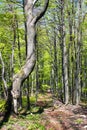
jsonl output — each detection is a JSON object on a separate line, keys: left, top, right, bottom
{"left": 11, "top": 0, "right": 49, "bottom": 114}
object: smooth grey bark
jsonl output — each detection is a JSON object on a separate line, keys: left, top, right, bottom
{"left": 23, "top": 0, "right": 30, "bottom": 110}
{"left": 36, "top": 40, "right": 39, "bottom": 102}
{"left": 67, "top": 0, "right": 75, "bottom": 104}
{"left": 0, "top": 52, "right": 8, "bottom": 99}
{"left": 11, "top": 0, "right": 49, "bottom": 114}
{"left": 11, "top": 7, "right": 17, "bottom": 79}
{"left": 23, "top": 0, "right": 31, "bottom": 110}
{"left": 75, "top": 0, "right": 82, "bottom": 105}
{"left": 26, "top": 77, "right": 30, "bottom": 110}
{"left": 16, "top": 18, "right": 21, "bottom": 66}
{"left": 60, "top": 0, "right": 69, "bottom": 104}
{"left": 23, "top": 0, "right": 28, "bottom": 56}
{"left": 53, "top": 25, "right": 58, "bottom": 94}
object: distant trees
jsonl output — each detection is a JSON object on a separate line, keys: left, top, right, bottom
{"left": 0, "top": 0, "right": 87, "bottom": 114}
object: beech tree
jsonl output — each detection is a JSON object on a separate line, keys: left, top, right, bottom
{"left": 11, "top": 0, "right": 49, "bottom": 114}
{"left": 75, "top": 0, "right": 82, "bottom": 105}
{"left": 0, "top": 52, "right": 8, "bottom": 99}
{"left": 0, "top": 0, "right": 87, "bottom": 118}
{"left": 59, "top": 0, "right": 69, "bottom": 104}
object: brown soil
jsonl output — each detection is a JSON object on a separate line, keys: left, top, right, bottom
{"left": 0, "top": 93, "right": 87, "bottom": 130}
{"left": 42, "top": 101, "right": 87, "bottom": 130}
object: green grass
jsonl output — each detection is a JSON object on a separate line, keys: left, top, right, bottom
{"left": 27, "top": 123, "right": 45, "bottom": 130}
{"left": 22, "top": 95, "right": 36, "bottom": 108}
{"left": 2, "top": 113, "right": 45, "bottom": 130}
{"left": 75, "top": 118, "right": 83, "bottom": 124}
{"left": 26, "top": 114, "right": 45, "bottom": 129}
{"left": 1, "top": 93, "right": 52, "bottom": 130}
{"left": 30, "top": 96, "right": 36, "bottom": 104}
{"left": 0, "top": 99, "right": 6, "bottom": 112}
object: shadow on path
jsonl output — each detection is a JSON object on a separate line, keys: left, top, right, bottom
{"left": 0, "top": 88, "right": 12, "bottom": 129}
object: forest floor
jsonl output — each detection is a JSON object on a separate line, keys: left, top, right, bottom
{"left": 0, "top": 93, "right": 87, "bottom": 130}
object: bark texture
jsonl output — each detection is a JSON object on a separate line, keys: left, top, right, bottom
{"left": 75, "top": 0, "right": 82, "bottom": 105}
{"left": 11, "top": 0, "right": 49, "bottom": 114}
{"left": 0, "top": 52, "right": 8, "bottom": 99}
{"left": 60, "top": 0, "right": 69, "bottom": 104}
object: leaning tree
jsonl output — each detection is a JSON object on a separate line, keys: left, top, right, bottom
{"left": 11, "top": 0, "right": 49, "bottom": 114}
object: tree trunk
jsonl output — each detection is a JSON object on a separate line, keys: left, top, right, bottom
{"left": 60, "top": 0, "right": 69, "bottom": 104}
{"left": 75, "top": 0, "right": 82, "bottom": 105}
{"left": 0, "top": 52, "right": 8, "bottom": 99}
{"left": 36, "top": 40, "right": 39, "bottom": 101}
{"left": 16, "top": 18, "right": 21, "bottom": 66}
{"left": 11, "top": 0, "right": 49, "bottom": 114}
{"left": 67, "top": 0, "right": 75, "bottom": 103}
{"left": 23, "top": 0, "right": 28, "bottom": 56}
{"left": 53, "top": 24, "right": 58, "bottom": 94}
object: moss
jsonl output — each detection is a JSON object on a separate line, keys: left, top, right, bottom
{"left": 19, "top": 69, "right": 25, "bottom": 78}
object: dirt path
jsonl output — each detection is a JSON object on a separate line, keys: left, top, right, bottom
{"left": 0, "top": 93, "right": 87, "bottom": 130}
{"left": 42, "top": 102, "right": 87, "bottom": 130}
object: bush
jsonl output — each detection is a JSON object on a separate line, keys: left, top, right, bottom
{"left": 41, "top": 84, "right": 51, "bottom": 92}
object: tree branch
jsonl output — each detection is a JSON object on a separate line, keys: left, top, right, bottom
{"left": 34, "top": 0, "right": 49, "bottom": 24}
{"left": 33, "top": 0, "right": 38, "bottom": 6}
